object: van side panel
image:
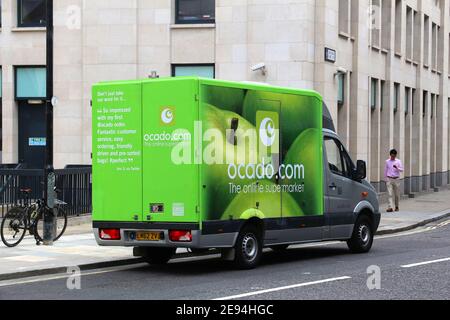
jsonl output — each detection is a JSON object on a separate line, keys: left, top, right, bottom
{"left": 199, "top": 83, "right": 323, "bottom": 238}
{"left": 141, "top": 79, "right": 200, "bottom": 223}
{"left": 92, "top": 82, "right": 143, "bottom": 222}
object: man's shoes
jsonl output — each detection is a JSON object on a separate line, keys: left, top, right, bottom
{"left": 395, "top": 207, "right": 399, "bottom": 212}
{"left": 387, "top": 208, "right": 394, "bottom": 213}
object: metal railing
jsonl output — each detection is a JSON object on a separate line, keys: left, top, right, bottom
{"left": 0, "top": 165, "right": 92, "bottom": 218}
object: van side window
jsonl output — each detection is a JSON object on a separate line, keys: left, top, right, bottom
{"left": 324, "top": 138, "right": 344, "bottom": 175}
{"left": 341, "top": 149, "right": 355, "bottom": 179}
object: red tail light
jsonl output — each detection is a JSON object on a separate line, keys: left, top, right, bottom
{"left": 169, "top": 230, "right": 192, "bottom": 242}
{"left": 99, "top": 229, "right": 121, "bottom": 240}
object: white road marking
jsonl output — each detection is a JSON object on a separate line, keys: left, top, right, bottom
{"left": 213, "top": 276, "right": 351, "bottom": 300}
{"left": 401, "top": 257, "right": 450, "bottom": 268}
{"left": 3, "top": 255, "right": 54, "bottom": 263}
{"left": 0, "top": 263, "right": 147, "bottom": 288}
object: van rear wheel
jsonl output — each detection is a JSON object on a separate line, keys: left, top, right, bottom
{"left": 142, "top": 247, "right": 176, "bottom": 265}
{"left": 347, "top": 216, "right": 373, "bottom": 253}
{"left": 233, "top": 225, "right": 263, "bottom": 270}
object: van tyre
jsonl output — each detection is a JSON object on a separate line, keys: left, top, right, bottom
{"left": 347, "top": 216, "right": 373, "bottom": 253}
{"left": 233, "top": 225, "right": 263, "bottom": 270}
{"left": 142, "top": 247, "right": 176, "bottom": 265}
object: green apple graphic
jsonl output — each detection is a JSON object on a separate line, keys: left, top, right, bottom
{"left": 202, "top": 103, "right": 259, "bottom": 220}
{"left": 201, "top": 86, "right": 246, "bottom": 115}
{"left": 221, "top": 180, "right": 304, "bottom": 220}
{"left": 242, "top": 90, "right": 321, "bottom": 154}
{"left": 282, "top": 128, "right": 323, "bottom": 215}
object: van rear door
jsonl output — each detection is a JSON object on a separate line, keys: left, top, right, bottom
{"left": 141, "top": 79, "right": 200, "bottom": 223}
{"left": 92, "top": 82, "right": 143, "bottom": 222}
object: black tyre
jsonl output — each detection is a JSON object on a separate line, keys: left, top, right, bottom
{"left": 347, "top": 216, "right": 374, "bottom": 253}
{"left": 270, "top": 244, "right": 290, "bottom": 252}
{"left": 34, "top": 205, "right": 68, "bottom": 242}
{"left": 142, "top": 247, "right": 176, "bottom": 265}
{"left": 1, "top": 207, "right": 27, "bottom": 248}
{"left": 233, "top": 225, "right": 263, "bottom": 270}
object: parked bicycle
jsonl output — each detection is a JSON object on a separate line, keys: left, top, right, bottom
{"left": 1, "top": 188, "right": 68, "bottom": 247}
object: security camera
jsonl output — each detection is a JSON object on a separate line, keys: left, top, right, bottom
{"left": 251, "top": 63, "right": 267, "bottom": 75}
{"left": 251, "top": 63, "right": 266, "bottom": 71}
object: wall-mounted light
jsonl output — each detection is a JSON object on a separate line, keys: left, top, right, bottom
{"left": 334, "top": 66, "right": 348, "bottom": 77}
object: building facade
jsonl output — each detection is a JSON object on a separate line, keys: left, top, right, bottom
{"left": 0, "top": 0, "right": 449, "bottom": 195}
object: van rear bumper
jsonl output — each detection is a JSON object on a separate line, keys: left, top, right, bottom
{"left": 93, "top": 222, "right": 238, "bottom": 249}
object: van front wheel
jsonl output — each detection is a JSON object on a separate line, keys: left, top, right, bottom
{"left": 233, "top": 225, "right": 263, "bottom": 269}
{"left": 142, "top": 247, "right": 176, "bottom": 265}
{"left": 347, "top": 216, "right": 374, "bottom": 253}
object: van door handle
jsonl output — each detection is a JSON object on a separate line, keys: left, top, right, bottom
{"left": 329, "top": 183, "right": 337, "bottom": 190}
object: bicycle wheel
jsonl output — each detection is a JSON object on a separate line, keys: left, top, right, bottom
{"left": 1, "top": 207, "right": 28, "bottom": 247}
{"left": 34, "top": 205, "right": 68, "bottom": 242}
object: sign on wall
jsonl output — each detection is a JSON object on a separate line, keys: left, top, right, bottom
{"left": 29, "top": 137, "right": 47, "bottom": 147}
{"left": 324, "top": 47, "right": 337, "bottom": 63}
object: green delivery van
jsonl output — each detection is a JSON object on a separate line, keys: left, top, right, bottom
{"left": 92, "top": 77, "right": 380, "bottom": 269}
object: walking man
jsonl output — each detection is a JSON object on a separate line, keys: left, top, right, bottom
{"left": 384, "top": 149, "right": 404, "bottom": 213}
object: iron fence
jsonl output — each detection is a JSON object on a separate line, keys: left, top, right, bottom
{"left": 0, "top": 166, "right": 92, "bottom": 217}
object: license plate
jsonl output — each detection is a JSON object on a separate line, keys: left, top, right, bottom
{"left": 136, "top": 231, "right": 162, "bottom": 241}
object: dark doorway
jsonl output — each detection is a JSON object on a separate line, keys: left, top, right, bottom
{"left": 18, "top": 101, "right": 46, "bottom": 169}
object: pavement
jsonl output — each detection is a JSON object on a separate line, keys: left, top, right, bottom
{"left": 0, "top": 188, "right": 449, "bottom": 281}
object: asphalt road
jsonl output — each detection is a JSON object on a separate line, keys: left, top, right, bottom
{"left": 0, "top": 219, "right": 449, "bottom": 300}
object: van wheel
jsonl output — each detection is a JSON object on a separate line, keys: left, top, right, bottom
{"left": 270, "top": 244, "right": 289, "bottom": 252}
{"left": 233, "top": 225, "right": 263, "bottom": 269}
{"left": 142, "top": 247, "right": 176, "bottom": 265}
{"left": 347, "top": 216, "right": 373, "bottom": 253}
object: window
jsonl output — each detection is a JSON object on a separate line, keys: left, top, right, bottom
{"left": 339, "top": 0, "right": 350, "bottom": 34}
{"left": 394, "top": 0, "right": 402, "bottom": 54}
{"left": 0, "top": 1, "right": 2, "bottom": 27}
{"left": 325, "top": 137, "right": 354, "bottom": 179}
{"left": 394, "top": 83, "right": 400, "bottom": 113}
{"left": 172, "top": 64, "right": 215, "bottom": 78}
{"left": 406, "top": 7, "right": 412, "bottom": 59}
{"left": 18, "top": 0, "right": 46, "bottom": 28}
{"left": 423, "top": 91, "right": 428, "bottom": 117}
{"left": 432, "top": 23, "right": 437, "bottom": 69}
{"left": 380, "top": 80, "right": 385, "bottom": 110}
{"left": 341, "top": 148, "right": 355, "bottom": 179}
{"left": 405, "top": 87, "right": 410, "bottom": 115}
{"left": 371, "top": 0, "right": 381, "bottom": 47}
{"left": 413, "top": 11, "right": 420, "bottom": 61}
{"left": 15, "top": 67, "right": 47, "bottom": 99}
{"left": 381, "top": 0, "right": 391, "bottom": 49}
{"left": 175, "top": 0, "right": 215, "bottom": 24}
{"left": 325, "top": 138, "right": 344, "bottom": 175}
{"left": 424, "top": 15, "right": 430, "bottom": 65}
{"left": 370, "top": 78, "right": 377, "bottom": 110}
{"left": 337, "top": 73, "right": 345, "bottom": 106}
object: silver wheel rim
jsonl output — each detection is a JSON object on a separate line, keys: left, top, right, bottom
{"left": 359, "top": 224, "right": 370, "bottom": 245}
{"left": 242, "top": 234, "right": 258, "bottom": 262}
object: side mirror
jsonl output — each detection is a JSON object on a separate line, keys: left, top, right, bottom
{"left": 355, "top": 160, "right": 367, "bottom": 180}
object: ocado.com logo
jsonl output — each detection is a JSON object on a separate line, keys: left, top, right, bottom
{"left": 260, "top": 117, "right": 276, "bottom": 147}
{"left": 161, "top": 107, "right": 175, "bottom": 126}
